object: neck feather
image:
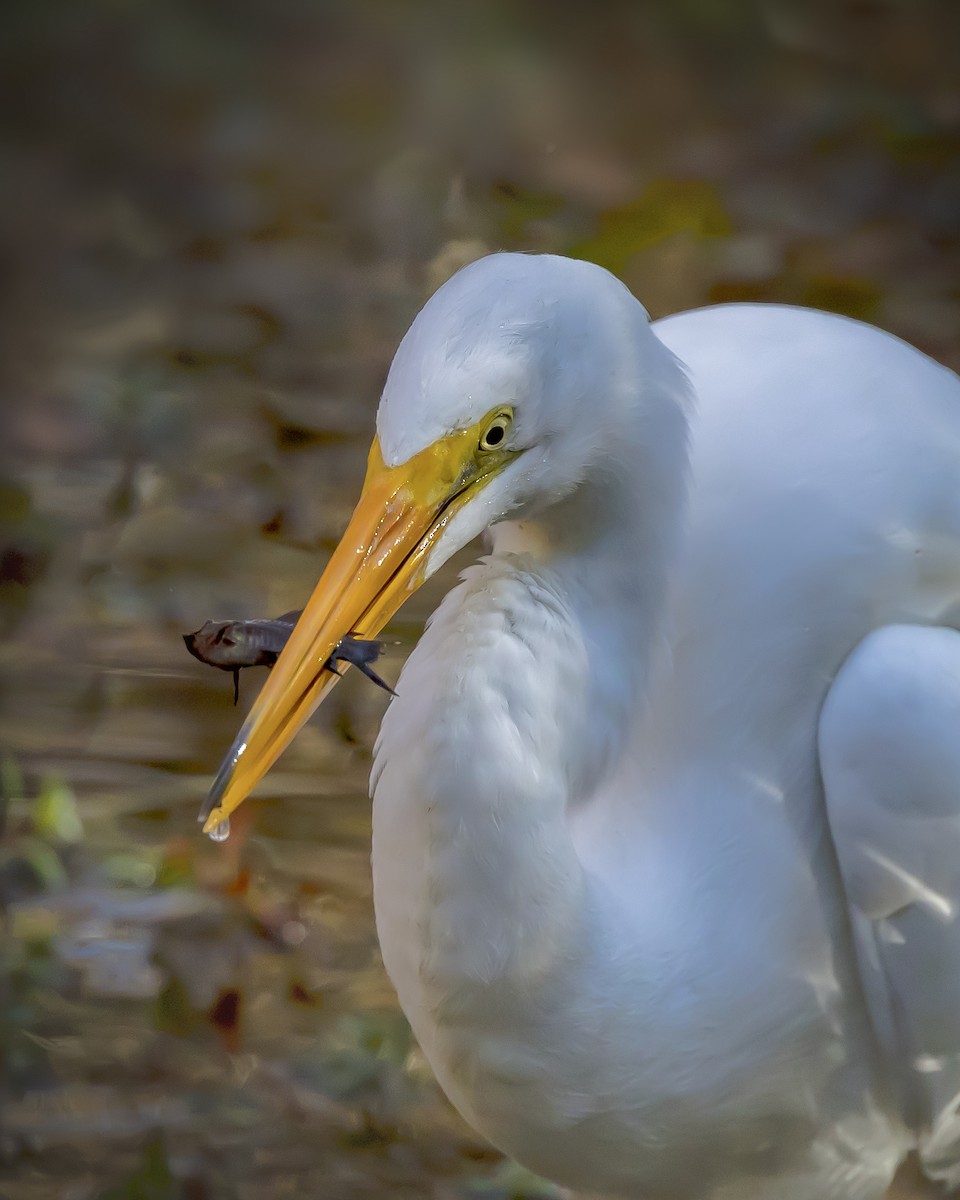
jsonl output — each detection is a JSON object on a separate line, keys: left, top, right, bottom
{"left": 371, "top": 366, "right": 690, "bottom": 1009}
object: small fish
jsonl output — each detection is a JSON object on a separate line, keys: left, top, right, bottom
{"left": 183, "top": 610, "right": 395, "bottom": 703}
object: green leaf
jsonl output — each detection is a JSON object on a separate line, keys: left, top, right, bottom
{"left": 0, "top": 756, "right": 24, "bottom": 804}
{"left": 463, "top": 1159, "right": 564, "bottom": 1198}
{"left": 104, "top": 852, "right": 158, "bottom": 888}
{"left": 20, "top": 836, "right": 68, "bottom": 890}
{"left": 97, "top": 1134, "right": 178, "bottom": 1200}
{"left": 491, "top": 181, "right": 565, "bottom": 243}
{"left": 33, "top": 774, "right": 83, "bottom": 844}
{"left": 800, "top": 275, "right": 882, "bottom": 324}
{"left": 0, "top": 481, "right": 30, "bottom": 522}
{"left": 153, "top": 976, "right": 200, "bottom": 1037}
{"left": 572, "top": 179, "right": 733, "bottom": 276}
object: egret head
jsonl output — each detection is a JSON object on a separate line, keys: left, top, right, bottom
{"left": 376, "top": 253, "right": 661, "bottom": 559}
{"left": 201, "top": 253, "right": 672, "bottom": 831}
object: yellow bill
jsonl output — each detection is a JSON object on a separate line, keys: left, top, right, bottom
{"left": 200, "top": 408, "right": 515, "bottom": 833}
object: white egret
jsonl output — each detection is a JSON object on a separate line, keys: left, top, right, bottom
{"left": 201, "top": 253, "right": 960, "bottom": 1199}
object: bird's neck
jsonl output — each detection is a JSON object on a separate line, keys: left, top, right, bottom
{"left": 371, "top": 386, "right": 689, "bottom": 1024}
{"left": 490, "top": 463, "right": 679, "bottom": 800}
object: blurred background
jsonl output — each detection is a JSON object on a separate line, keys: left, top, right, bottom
{"left": 1, "top": 1, "right": 958, "bottom": 1197}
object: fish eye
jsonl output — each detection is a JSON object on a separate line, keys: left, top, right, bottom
{"left": 479, "top": 410, "right": 513, "bottom": 452}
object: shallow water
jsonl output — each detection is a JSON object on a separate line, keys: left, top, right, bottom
{"left": 2, "top": 2, "right": 958, "bottom": 1196}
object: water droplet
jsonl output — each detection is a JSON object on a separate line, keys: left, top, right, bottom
{"left": 207, "top": 817, "right": 231, "bottom": 843}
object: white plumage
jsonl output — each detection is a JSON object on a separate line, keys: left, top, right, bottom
{"left": 369, "top": 257, "right": 960, "bottom": 1198}
{"left": 208, "top": 253, "right": 960, "bottom": 1198}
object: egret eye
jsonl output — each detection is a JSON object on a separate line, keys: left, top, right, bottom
{"left": 479, "top": 410, "right": 513, "bottom": 452}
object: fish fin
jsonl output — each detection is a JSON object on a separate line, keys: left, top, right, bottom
{"left": 354, "top": 661, "right": 397, "bottom": 697}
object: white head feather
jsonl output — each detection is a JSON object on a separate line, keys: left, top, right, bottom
{"left": 376, "top": 252, "right": 692, "bottom": 579}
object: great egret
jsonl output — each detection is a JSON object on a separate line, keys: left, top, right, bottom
{"left": 200, "top": 253, "right": 960, "bottom": 1199}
